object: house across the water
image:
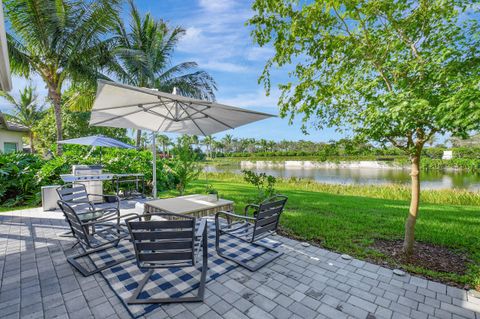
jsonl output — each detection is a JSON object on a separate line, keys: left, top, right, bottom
{"left": 0, "top": 112, "right": 29, "bottom": 153}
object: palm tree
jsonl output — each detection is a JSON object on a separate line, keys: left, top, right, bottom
{"left": 221, "top": 134, "right": 234, "bottom": 153}
{"left": 214, "top": 141, "right": 224, "bottom": 155}
{"left": 202, "top": 135, "right": 215, "bottom": 159}
{"left": 110, "top": 0, "right": 217, "bottom": 148}
{"left": 0, "top": 85, "right": 45, "bottom": 153}
{"left": 156, "top": 134, "right": 171, "bottom": 155}
{"left": 5, "top": 0, "right": 120, "bottom": 155}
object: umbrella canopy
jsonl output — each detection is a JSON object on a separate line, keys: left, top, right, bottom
{"left": 89, "top": 80, "right": 276, "bottom": 198}
{"left": 58, "top": 135, "right": 135, "bottom": 149}
{"left": 89, "top": 80, "right": 275, "bottom": 136}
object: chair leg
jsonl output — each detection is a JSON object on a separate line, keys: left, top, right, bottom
{"left": 216, "top": 232, "right": 283, "bottom": 272}
{"left": 127, "top": 228, "right": 208, "bottom": 304}
{"left": 67, "top": 243, "right": 134, "bottom": 277}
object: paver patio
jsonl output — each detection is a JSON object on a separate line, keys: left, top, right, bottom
{"left": 0, "top": 205, "right": 479, "bottom": 319}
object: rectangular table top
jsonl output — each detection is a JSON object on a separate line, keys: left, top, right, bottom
{"left": 144, "top": 194, "right": 233, "bottom": 215}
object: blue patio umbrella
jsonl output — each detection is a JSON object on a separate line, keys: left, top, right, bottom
{"left": 58, "top": 135, "right": 134, "bottom": 163}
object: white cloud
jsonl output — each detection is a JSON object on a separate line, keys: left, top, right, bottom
{"left": 173, "top": 1, "right": 257, "bottom": 74}
{"left": 200, "top": 61, "right": 251, "bottom": 73}
{"left": 220, "top": 88, "right": 281, "bottom": 109}
{"left": 198, "top": 0, "right": 236, "bottom": 12}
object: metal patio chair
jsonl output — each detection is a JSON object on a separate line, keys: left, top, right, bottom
{"left": 215, "top": 195, "right": 288, "bottom": 271}
{"left": 125, "top": 212, "right": 208, "bottom": 304}
{"left": 57, "top": 200, "right": 137, "bottom": 276}
{"left": 56, "top": 183, "right": 121, "bottom": 232}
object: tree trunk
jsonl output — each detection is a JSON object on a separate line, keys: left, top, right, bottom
{"left": 48, "top": 86, "right": 63, "bottom": 156}
{"left": 136, "top": 129, "right": 142, "bottom": 149}
{"left": 29, "top": 131, "right": 35, "bottom": 153}
{"left": 403, "top": 153, "right": 421, "bottom": 257}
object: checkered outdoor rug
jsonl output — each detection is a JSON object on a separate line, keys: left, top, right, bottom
{"left": 71, "top": 219, "right": 281, "bottom": 318}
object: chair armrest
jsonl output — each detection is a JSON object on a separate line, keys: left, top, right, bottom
{"left": 81, "top": 213, "right": 139, "bottom": 226}
{"left": 195, "top": 219, "right": 207, "bottom": 238}
{"left": 215, "top": 211, "right": 256, "bottom": 221}
{"left": 244, "top": 204, "right": 260, "bottom": 216}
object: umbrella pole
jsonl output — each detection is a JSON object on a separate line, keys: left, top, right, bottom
{"left": 152, "top": 131, "right": 157, "bottom": 199}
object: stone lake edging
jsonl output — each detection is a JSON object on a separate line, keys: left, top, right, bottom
{"left": 240, "top": 160, "right": 409, "bottom": 170}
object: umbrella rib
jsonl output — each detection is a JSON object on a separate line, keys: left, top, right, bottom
{"left": 177, "top": 101, "right": 234, "bottom": 129}
{"left": 156, "top": 99, "right": 176, "bottom": 119}
{"left": 90, "top": 104, "right": 159, "bottom": 126}
{"left": 177, "top": 106, "right": 209, "bottom": 120}
{"left": 91, "top": 101, "right": 162, "bottom": 112}
{"left": 156, "top": 116, "right": 168, "bottom": 132}
{"left": 177, "top": 103, "right": 207, "bottom": 136}
{"left": 146, "top": 109, "right": 175, "bottom": 121}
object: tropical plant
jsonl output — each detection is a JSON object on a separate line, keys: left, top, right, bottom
{"left": 5, "top": 0, "right": 120, "bottom": 155}
{"left": 0, "top": 152, "right": 44, "bottom": 206}
{"left": 110, "top": 0, "right": 217, "bottom": 147}
{"left": 249, "top": 0, "right": 480, "bottom": 257}
{"left": 168, "top": 137, "right": 202, "bottom": 195}
{"left": 0, "top": 85, "right": 45, "bottom": 153}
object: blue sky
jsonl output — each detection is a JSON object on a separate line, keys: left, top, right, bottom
{"left": 0, "top": 0, "right": 344, "bottom": 142}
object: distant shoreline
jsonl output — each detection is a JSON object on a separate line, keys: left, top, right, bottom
{"left": 239, "top": 160, "right": 464, "bottom": 171}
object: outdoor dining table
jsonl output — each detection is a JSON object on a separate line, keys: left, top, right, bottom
{"left": 143, "top": 194, "right": 234, "bottom": 219}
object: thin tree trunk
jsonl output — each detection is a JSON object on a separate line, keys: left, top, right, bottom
{"left": 403, "top": 153, "right": 421, "bottom": 257}
{"left": 29, "top": 131, "right": 35, "bottom": 153}
{"left": 136, "top": 129, "right": 142, "bottom": 149}
{"left": 48, "top": 86, "right": 63, "bottom": 156}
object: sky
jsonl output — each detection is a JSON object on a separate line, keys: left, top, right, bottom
{"left": 0, "top": 0, "right": 345, "bottom": 142}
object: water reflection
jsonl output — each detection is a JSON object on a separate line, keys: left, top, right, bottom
{"left": 204, "top": 164, "right": 480, "bottom": 191}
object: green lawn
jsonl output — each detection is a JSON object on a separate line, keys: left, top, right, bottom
{"left": 162, "top": 174, "right": 480, "bottom": 289}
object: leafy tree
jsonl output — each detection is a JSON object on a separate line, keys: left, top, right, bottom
{"left": 111, "top": 0, "right": 217, "bottom": 148}
{"left": 5, "top": 0, "right": 120, "bottom": 155}
{"left": 249, "top": 0, "right": 480, "bottom": 256}
{"left": 0, "top": 85, "right": 45, "bottom": 153}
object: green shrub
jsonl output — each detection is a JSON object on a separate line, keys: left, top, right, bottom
{"left": 0, "top": 147, "right": 184, "bottom": 208}
{"left": 0, "top": 153, "right": 44, "bottom": 206}
{"left": 242, "top": 169, "right": 277, "bottom": 202}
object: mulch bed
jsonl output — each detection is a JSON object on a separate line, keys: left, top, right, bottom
{"left": 371, "top": 239, "right": 472, "bottom": 289}
{"left": 372, "top": 239, "right": 469, "bottom": 274}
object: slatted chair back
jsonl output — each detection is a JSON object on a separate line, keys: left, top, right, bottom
{"left": 126, "top": 213, "right": 196, "bottom": 269}
{"left": 252, "top": 195, "right": 288, "bottom": 240}
{"left": 57, "top": 200, "right": 91, "bottom": 248}
{"left": 57, "top": 184, "right": 93, "bottom": 214}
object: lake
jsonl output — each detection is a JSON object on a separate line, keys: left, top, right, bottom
{"left": 205, "top": 162, "right": 480, "bottom": 191}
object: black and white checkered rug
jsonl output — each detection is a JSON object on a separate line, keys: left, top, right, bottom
{"left": 72, "top": 219, "right": 281, "bottom": 318}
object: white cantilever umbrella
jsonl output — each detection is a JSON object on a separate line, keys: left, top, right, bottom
{"left": 89, "top": 80, "right": 275, "bottom": 198}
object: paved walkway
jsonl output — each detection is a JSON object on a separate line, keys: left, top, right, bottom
{"left": 0, "top": 206, "right": 479, "bottom": 319}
